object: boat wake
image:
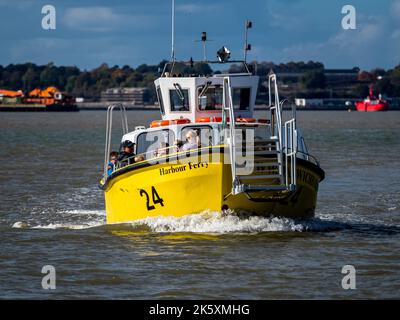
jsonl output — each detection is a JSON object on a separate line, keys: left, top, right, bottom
{"left": 12, "top": 209, "right": 106, "bottom": 230}
{"left": 129, "top": 210, "right": 346, "bottom": 233}
{"left": 12, "top": 208, "right": 400, "bottom": 237}
{"left": 11, "top": 209, "right": 347, "bottom": 233}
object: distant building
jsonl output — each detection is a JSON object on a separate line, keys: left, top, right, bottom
{"left": 276, "top": 67, "right": 360, "bottom": 85}
{"left": 101, "top": 87, "right": 147, "bottom": 105}
{"left": 324, "top": 68, "right": 360, "bottom": 85}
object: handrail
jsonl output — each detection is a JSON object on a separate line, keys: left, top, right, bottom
{"left": 116, "top": 145, "right": 178, "bottom": 168}
{"left": 161, "top": 60, "right": 252, "bottom": 78}
{"left": 268, "top": 74, "right": 282, "bottom": 142}
{"left": 114, "top": 144, "right": 220, "bottom": 171}
{"left": 268, "top": 74, "right": 284, "bottom": 183}
{"left": 104, "top": 104, "right": 128, "bottom": 180}
{"left": 296, "top": 150, "right": 320, "bottom": 167}
{"left": 284, "top": 119, "right": 297, "bottom": 190}
{"left": 222, "top": 77, "right": 239, "bottom": 191}
{"left": 300, "top": 136, "right": 309, "bottom": 154}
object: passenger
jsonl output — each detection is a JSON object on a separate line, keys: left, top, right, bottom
{"left": 118, "top": 140, "right": 136, "bottom": 165}
{"left": 134, "top": 154, "right": 145, "bottom": 162}
{"left": 155, "top": 142, "right": 169, "bottom": 157}
{"left": 181, "top": 130, "right": 199, "bottom": 151}
{"left": 173, "top": 139, "right": 184, "bottom": 152}
{"left": 107, "top": 151, "right": 118, "bottom": 176}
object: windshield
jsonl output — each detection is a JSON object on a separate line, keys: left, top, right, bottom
{"left": 197, "top": 86, "right": 223, "bottom": 110}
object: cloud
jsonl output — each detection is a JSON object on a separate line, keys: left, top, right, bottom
{"left": 63, "top": 7, "right": 122, "bottom": 32}
{"left": 0, "top": 0, "right": 34, "bottom": 9}
{"left": 272, "top": 14, "right": 393, "bottom": 68}
{"left": 62, "top": 6, "right": 159, "bottom": 33}
{"left": 392, "top": 0, "right": 400, "bottom": 17}
{"left": 176, "top": 3, "right": 221, "bottom": 14}
{"left": 7, "top": 36, "right": 155, "bottom": 69}
{"left": 329, "top": 15, "right": 383, "bottom": 49}
{"left": 391, "top": 29, "right": 400, "bottom": 39}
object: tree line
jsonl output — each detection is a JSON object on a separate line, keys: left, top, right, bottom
{"left": 1, "top": 60, "right": 400, "bottom": 103}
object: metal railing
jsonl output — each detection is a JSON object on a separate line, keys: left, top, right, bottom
{"left": 222, "top": 76, "right": 241, "bottom": 192}
{"left": 104, "top": 104, "right": 128, "bottom": 180}
{"left": 268, "top": 74, "right": 282, "bottom": 141}
{"left": 284, "top": 119, "right": 297, "bottom": 191}
{"left": 296, "top": 150, "right": 320, "bottom": 167}
{"left": 268, "top": 74, "right": 284, "bottom": 179}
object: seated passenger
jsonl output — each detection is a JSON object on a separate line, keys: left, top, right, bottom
{"left": 174, "top": 139, "right": 184, "bottom": 152}
{"left": 181, "top": 130, "right": 199, "bottom": 151}
{"left": 107, "top": 151, "right": 118, "bottom": 176}
{"left": 155, "top": 142, "right": 169, "bottom": 157}
{"left": 134, "top": 154, "right": 145, "bottom": 162}
{"left": 118, "top": 140, "right": 136, "bottom": 165}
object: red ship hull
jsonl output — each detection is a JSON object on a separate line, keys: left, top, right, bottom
{"left": 355, "top": 101, "right": 389, "bottom": 112}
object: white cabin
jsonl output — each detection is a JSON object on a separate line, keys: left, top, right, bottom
{"left": 154, "top": 73, "right": 259, "bottom": 122}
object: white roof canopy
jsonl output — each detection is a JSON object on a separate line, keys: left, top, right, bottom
{"left": 154, "top": 74, "right": 259, "bottom": 122}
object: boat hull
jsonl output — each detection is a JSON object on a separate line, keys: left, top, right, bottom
{"left": 100, "top": 148, "right": 324, "bottom": 224}
{"left": 355, "top": 101, "right": 388, "bottom": 112}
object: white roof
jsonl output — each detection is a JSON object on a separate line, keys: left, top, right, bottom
{"left": 154, "top": 74, "right": 259, "bottom": 122}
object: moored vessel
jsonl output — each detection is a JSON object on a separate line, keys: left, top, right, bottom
{"left": 355, "top": 85, "right": 389, "bottom": 112}
{"left": 0, "top": 87, "right": 78, "bottom": 112}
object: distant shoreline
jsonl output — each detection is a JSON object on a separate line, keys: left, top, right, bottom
{"left": 77, "top": 102, "right": 400, "bottom": 111}
{"left": 1, "top": 102, "right": 399, "bottom": 112}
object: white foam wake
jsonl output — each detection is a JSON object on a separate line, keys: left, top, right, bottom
{"left": 12, "top": 221, "right": 104, "bottom": 230}
{"left": 12, "top": 209, "right": 344, "bottom": 233}
{"left": 61, "top": 209, "right": 106, "bottom": 216}
{"left": 131, "top": 210, "right": 306, "bottom": 233}
{"left": 11, "top": 209, "right": 106, "bottom": 230}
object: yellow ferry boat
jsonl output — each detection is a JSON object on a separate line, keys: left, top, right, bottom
{"left": 99, "top": 15, "right": 325, "bottom": 225}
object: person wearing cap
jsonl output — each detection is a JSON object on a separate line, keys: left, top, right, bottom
{"left": 181, "top": 130, "right": 199, "bottom": 151}
{"left": 107, "top": 151, "right": 119, "bottom": 176}
{"left": 118, "top": 140, "right": 136, "bottom": 165}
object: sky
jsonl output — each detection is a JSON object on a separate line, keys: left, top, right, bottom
{"left": 0, "top": 0, "right": 399, "bottom": 70}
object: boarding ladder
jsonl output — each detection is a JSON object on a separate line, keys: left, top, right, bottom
{"left": 223, "top": 74, "right": 297, "bottom": 196}
{"left": 103, "top": 104, "right": 129, "bottom": 180}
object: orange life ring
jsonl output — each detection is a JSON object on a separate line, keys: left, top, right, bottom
{"left": 195, "top": 116, "right": 229, "bottom": 123}
{"left": 150, "top": 120, "right": 170, "bottom": 128}
{"left": 171, "top": 118, "right": 191, "bottom": 125}
{"left": 195, "top": 117, "right": 212, "bottom": 123}
{"left": 236, "top": 117, "right": 256, "bottom": 123}
{"left": 194, "top": 117, "right": 267, "bottom": 124}
{"left": 150, "top": 118, "right": 190, "bottom": 128}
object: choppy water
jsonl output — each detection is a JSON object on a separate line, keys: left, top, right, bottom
{"left": 0, "top": 111, "right": 399, "bottom": 299}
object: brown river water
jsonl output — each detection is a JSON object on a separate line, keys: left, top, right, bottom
{"left": 0, "top": 110, "right": 399, "bottom": 299}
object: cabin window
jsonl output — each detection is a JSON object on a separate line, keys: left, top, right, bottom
{"left": 156, "top": 86, "right": 165, "bottom": 115}
{"left": 232, "top": 87, "right": 251, "bottom": 110}
{"left": 169, "top": 89, "right": 190, "bottom": 112}
{"left": 197, "top": 86, "right": 223, "bottom": 110}
{"left": 136, "top": 129, "right": 175, "bottom": 158}
{"left": 180, "top": 126, "right": 214, "bottom": 147}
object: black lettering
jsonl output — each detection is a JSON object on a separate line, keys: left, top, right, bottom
{"left": 152, "top": 186, "right": 164, "bottom": 207}
{"left": 140, "top": 187, "right": 164, "bottom": 210}
{"left": 139, "top": 189, "right": 155, "bottom": 211}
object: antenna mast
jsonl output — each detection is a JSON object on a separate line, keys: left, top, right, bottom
{"left": 244, "top": 20, "right": 252, "bottom": 62}
{"left": 171, "top": 0, "right": 176, "bottom": 61}
{"left": 201, "top": 32, "right": 207, "bottom": 61}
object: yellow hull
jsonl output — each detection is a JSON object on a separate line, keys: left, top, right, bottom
{"left": 100, "top": 147, "right": 324, "bottom": 224}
